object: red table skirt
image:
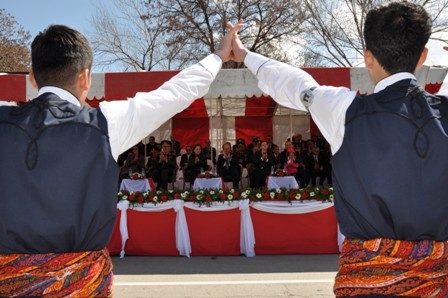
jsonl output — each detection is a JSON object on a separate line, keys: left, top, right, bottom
{"left": 250, "top": 207, "right": 339, "bottom": 254}
{"left": 107, "top": 209, "right": 179, "bottom": 256}
{"left": 107, "top": 205, "right": 339, "bottom": 256}
{"left": 185, "top": 208, "right": 240, "bottom": 256}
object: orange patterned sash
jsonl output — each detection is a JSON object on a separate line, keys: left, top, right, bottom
{"left": 0, "top": 248, "right": 113, "bottom": 297}
{"left": 334, "top": 238, "right": 448, "bottom": 297}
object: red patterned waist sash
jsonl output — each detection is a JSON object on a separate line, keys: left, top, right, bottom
{"left": 334, "top": 238, "right": 448, "bottom": 297}
{"left": 0, "top": 248, "right": 113, "bottom": 297}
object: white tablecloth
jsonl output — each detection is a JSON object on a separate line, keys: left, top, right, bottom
{"left": 192, "top": 177, "right": 223, "bottom": 191}
{"left": 267, "top": 176, "right": 299, "bottom": 189}
{"left": 120, "top": 179, "right": 151, "bottom": 192}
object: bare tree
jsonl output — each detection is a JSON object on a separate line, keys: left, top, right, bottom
{"left": 89, "top": 0, "right": 173, "bottom": 71}
{"left": 152, "top": 0, "right": 309, "bottom": 68}
{"left": 300, "top": 0, "right": 448, "bottom": 67}
{"left": 89, "top": 0, "right": 309, "bottom": 71}
{"left": 0, "top": 9, "right": 31, "bottom": 72}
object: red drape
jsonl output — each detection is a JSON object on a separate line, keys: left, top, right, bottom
{"left": 172, "top": 117, "right": 209, "bottom": 149}
{"left": 235, "top": 116, "right": 273, "bottom": 144}
{"left": 0, "top": 74, "right": 27, "bottom": 102}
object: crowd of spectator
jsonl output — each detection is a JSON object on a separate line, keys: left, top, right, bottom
{"left": 118, "top": 133, "right": 333, "bottom": 190}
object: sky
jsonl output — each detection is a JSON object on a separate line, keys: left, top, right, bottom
{"left": 2, "top": 0, "right": 447, "bottom": 68}
{"left": 2, "top": 0, "right": 97, "bottom": 38}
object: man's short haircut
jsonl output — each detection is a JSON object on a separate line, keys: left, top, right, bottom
{"left": 364, "top": 1, "right": 432, "bottom": 74}
{"left": 31, "top": 25, "right": 93, "bottom": 88}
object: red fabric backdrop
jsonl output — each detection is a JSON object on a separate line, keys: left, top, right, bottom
{"left": 235, "top": 116, "right": 273, "bottom": 144}
{"left": 172, "top": 117, "right": 209, "bottom": 148}
{"left": 0, "top": 74, "right": 27, "bottom": 102}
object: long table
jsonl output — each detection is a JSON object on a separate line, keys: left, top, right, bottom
{"left": 107, "top": 199, "right": 340, "bottom": 257}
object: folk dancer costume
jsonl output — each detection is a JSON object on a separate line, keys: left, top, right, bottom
{"left": 243, "top": 52, "right": 448, "bottom": 297}
{"left": 0, "top": 54, "right": 223, "bottom": 297}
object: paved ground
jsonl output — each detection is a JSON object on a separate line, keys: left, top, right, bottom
{"left": 112, "top": 254, "right": 339, "bottom": 298}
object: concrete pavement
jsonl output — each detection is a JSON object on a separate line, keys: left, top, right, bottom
{"left": 112, "top": 254, "right": 339, "bottom": 298}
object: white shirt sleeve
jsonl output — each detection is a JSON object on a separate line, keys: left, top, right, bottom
{"left": 244, "top": 52, "right": 357, "bottom": 154}
{"left": 100, "top": 54, "right": 222, "bottom": 161}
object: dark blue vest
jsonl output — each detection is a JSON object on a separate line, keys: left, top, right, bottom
{"left": 0, "top": 93, "right": 119, "bottom": 253}
{"left": 332, "top": 79, "right": 448, "bottom": 241}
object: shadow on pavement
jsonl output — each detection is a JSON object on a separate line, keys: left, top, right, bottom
{"left": 112, "top": 254, "right": 339, "bottom": 275}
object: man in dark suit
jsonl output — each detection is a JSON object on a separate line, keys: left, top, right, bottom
{"left": 180, "top": 145, "right": 192, "bottom": 172}
{"left": 170, "top": 135, "right": 181, "bottom": 156}
{"left": 250, "top": 141, "right": 273, "bottom": 188}
{"left": 271, "top": 144, "right": 282, "bottom": 170}
{"left": 144, "top": 136, "right": 159, "bottom": 157}
{"left": 216, "top": 142, "right": 240, "bottom": 188}
{"left": 202, "top": 139, "right": 217, "bottom": 166}
{"left": 266, "top": 135, "right": 277, "bottom": 152}
{"left": 151, "top": 140, "right": 177, "bottom": 190}
{"left": 307, "top": 145, "right": 328, "bottom": 186}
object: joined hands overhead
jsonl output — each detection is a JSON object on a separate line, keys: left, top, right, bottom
{"left": 214, "top": 19, "right": 248, "bottom": 63}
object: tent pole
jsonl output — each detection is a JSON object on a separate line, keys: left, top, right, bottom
{"left": 289, "top": 110, "right": 293, "bottom": 139}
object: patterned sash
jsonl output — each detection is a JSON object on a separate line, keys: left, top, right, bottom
{"left": 334, "top": 238, "right": 448, "bottom": 297}
{"left": 0, "top": 248, "right": 113, "bottom": 297}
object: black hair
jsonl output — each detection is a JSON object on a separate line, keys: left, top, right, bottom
{"left": 31, "top": 25, "right": 93, "bottom": 88}
{"left": 364, "top": 1, "right": 432, "bottom": 74}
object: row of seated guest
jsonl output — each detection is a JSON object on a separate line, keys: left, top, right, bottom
{"left": 279, "top": 139, "right": 332, "bottom": 187}
{"left": 121, "top": 133, "right": 332, "bottom": 189}
{"left": 144, "top": 135, "right": 182, "bottom": 157}
{"left": 237, "top": 137, "right": 332, "bottom": 188}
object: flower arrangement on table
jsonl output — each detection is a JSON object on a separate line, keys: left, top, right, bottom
{"left": 117, "top": 185, "right": 334, "bottom": 207}
{"left": 129, "top": 172, "right": 145, "bottom": 180}
{"left": 270, "top": 169, "right": 292, "bottom": 177}
{"left": 196, "top": 171, "right": 219, "bottom": 179}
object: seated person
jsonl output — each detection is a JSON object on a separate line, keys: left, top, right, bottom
{"left": 284, "top": 148, "right": 299, "bottom": 176}
{"left": 145, "top": 146, "right": 160, "bottom": 178}
{"left": 216, "top": 142, "right": 240, "bottom": 189}
{"left": 250, "top": 141, "right": 273, "bottom": 188}
{"left": 151, "top": 140, "right": 177, "bottom": 190}
{"left": 307, "top": 145, "right": 328, "bottom": 186}
{"left": 180, "top": 146, "right": 193, "bottom": 172}
{"left": 271, "top": 144, "right": 283, "bottom": 170}
{"left": 234, "top": 141, "right": 249, "bottom": 168}
{"left": 185, "top": 144, "right": 207, "bottom": 184}
{"left": 202, "top": 140, "right": 217, "bottom": 166}
{"left": 119, "top": 145, "right": 145, "bottom": 181}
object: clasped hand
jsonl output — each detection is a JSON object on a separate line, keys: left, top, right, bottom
{"left": 214, "top": 19, "right": 248, "bottom": 63}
